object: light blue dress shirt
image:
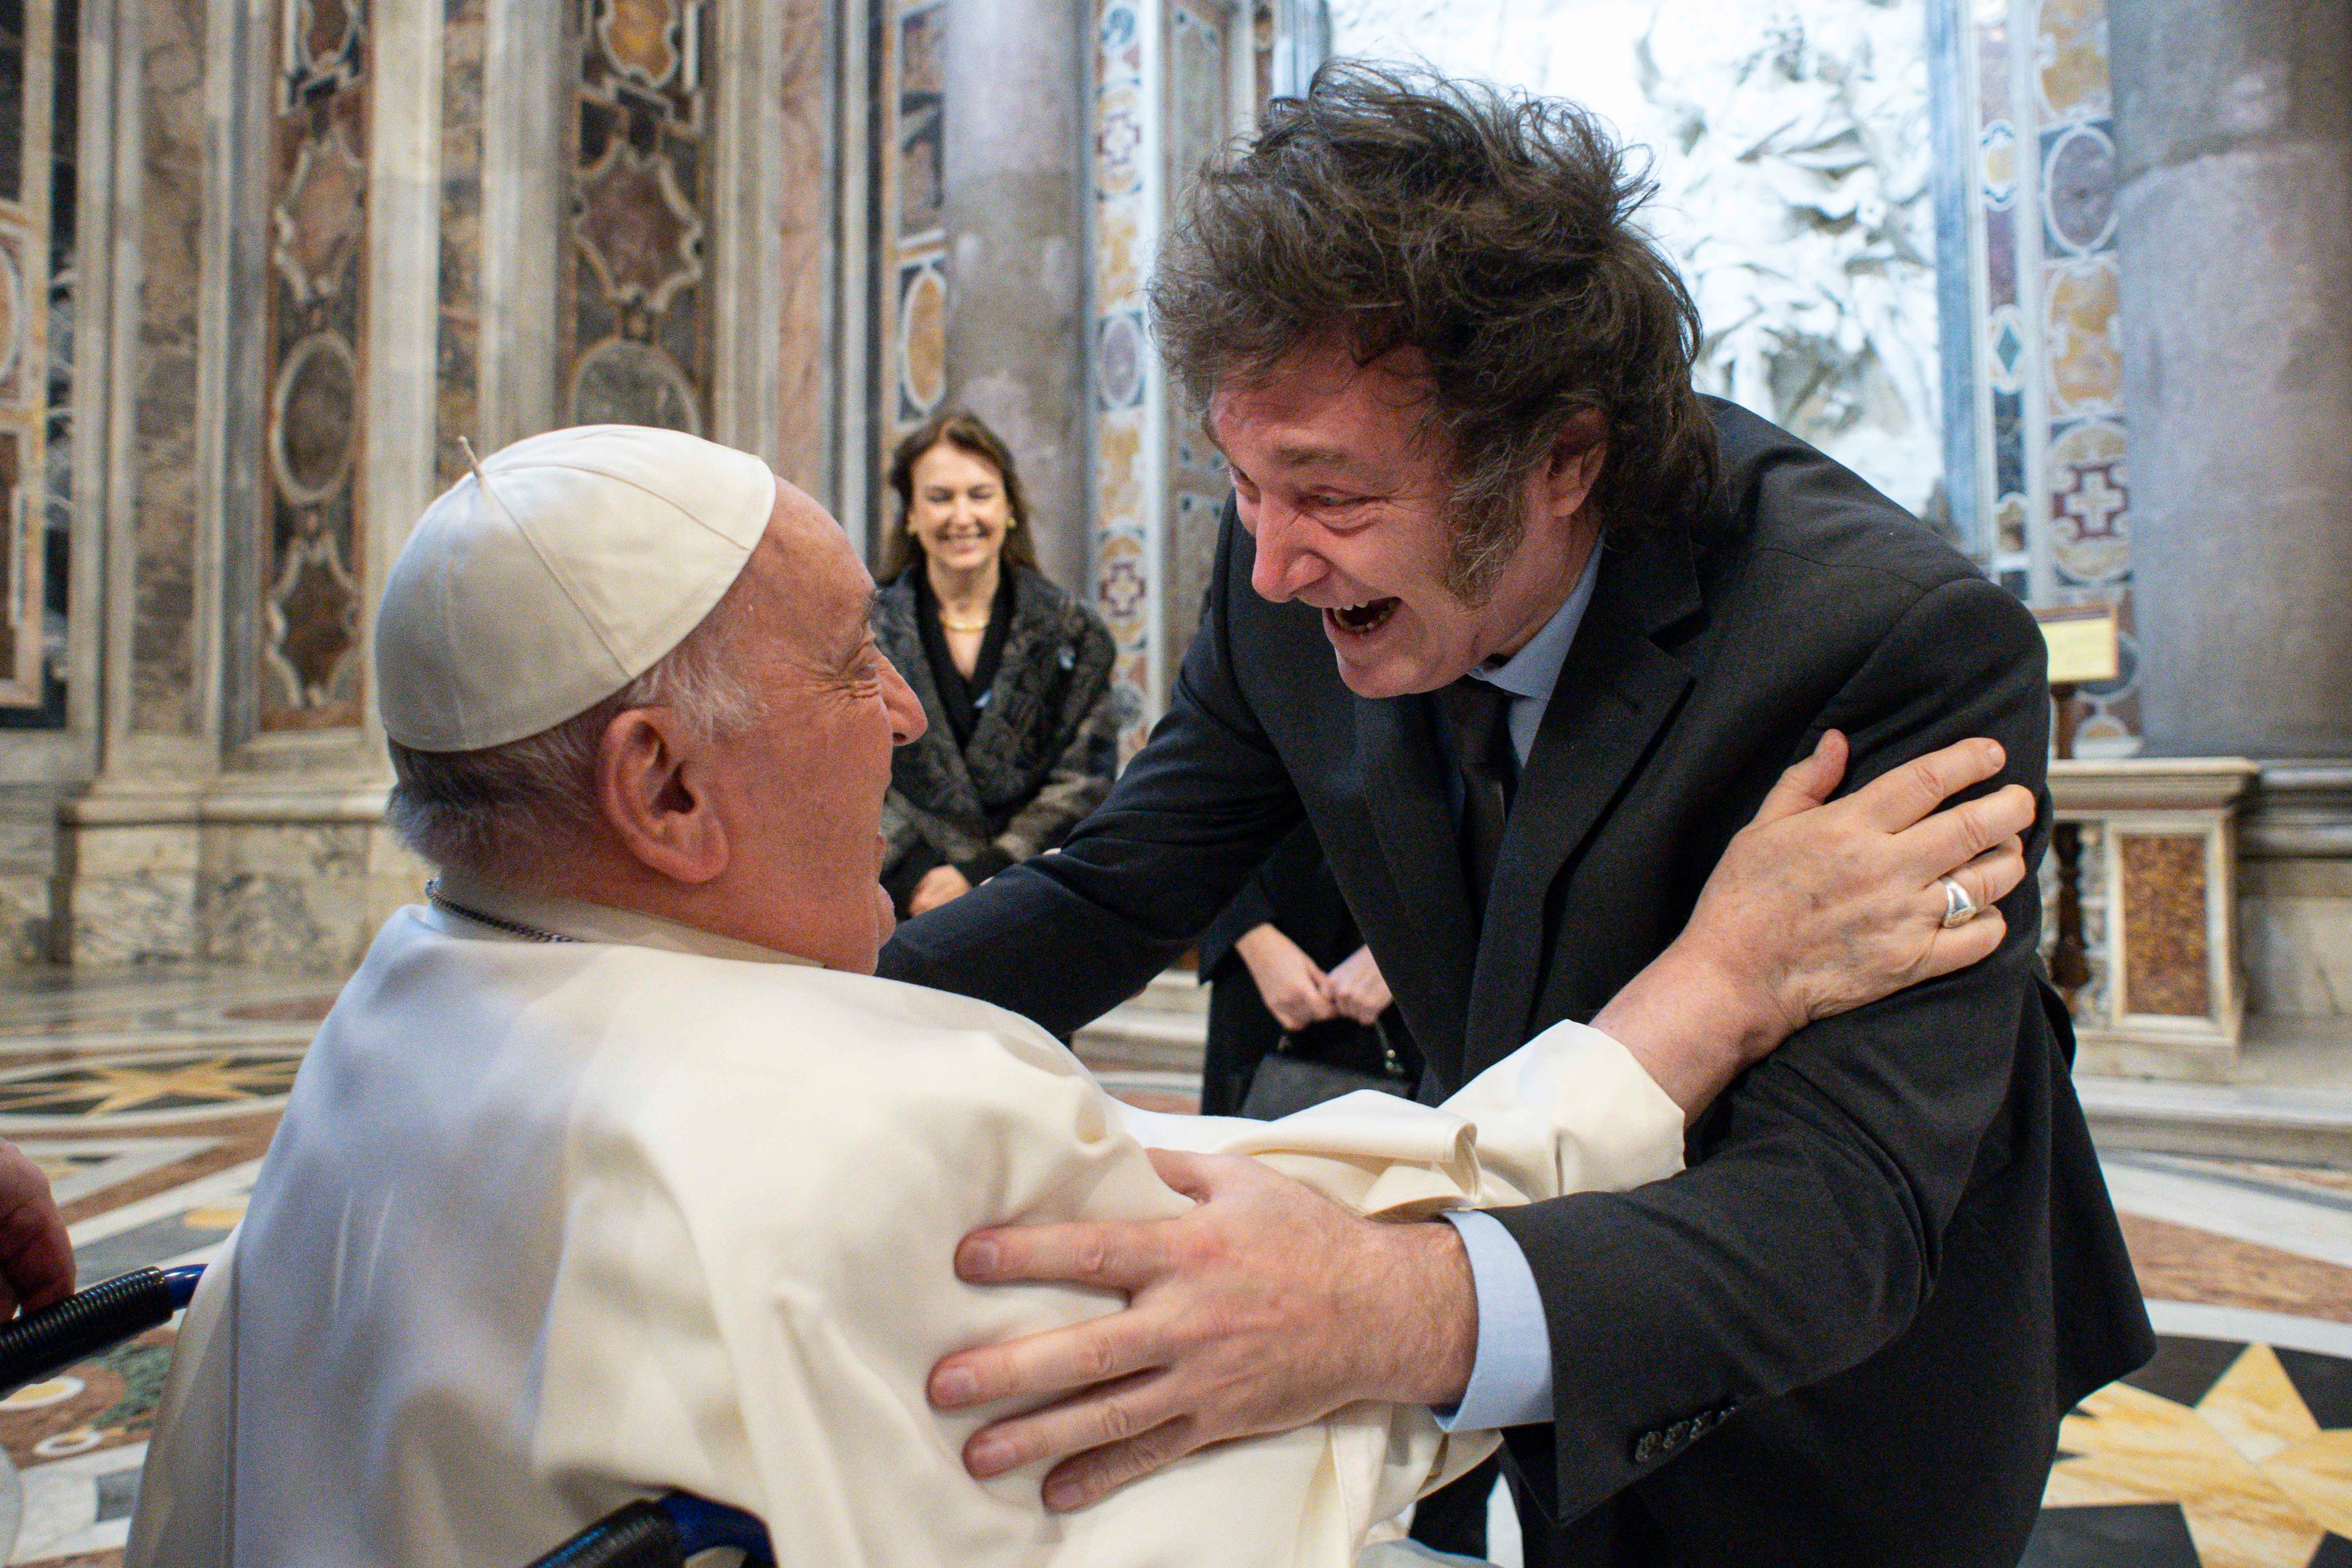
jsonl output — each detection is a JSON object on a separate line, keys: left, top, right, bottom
{"left": 1431, "top": 544, "right": 1604, "bottom": 1432}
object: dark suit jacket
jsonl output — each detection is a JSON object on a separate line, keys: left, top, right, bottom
{"left": 879, "top": 401, "right": 2152, "bottom": 1565}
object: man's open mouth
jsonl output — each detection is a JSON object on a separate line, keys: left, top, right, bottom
{"left": 1327, "top": 599, "right": 1399, "bottom": 636}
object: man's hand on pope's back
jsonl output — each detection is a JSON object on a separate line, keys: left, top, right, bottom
{"left": 927, "top": 1148, "right": 1475, "bottom": 1511}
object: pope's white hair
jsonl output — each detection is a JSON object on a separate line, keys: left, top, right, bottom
{"left": 385, "top": 586, "right": 763, "bottom": 877}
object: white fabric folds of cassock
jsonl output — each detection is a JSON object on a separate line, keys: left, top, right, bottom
{"left": 127, "top": 901, "right": 1684, "bottom": 1568}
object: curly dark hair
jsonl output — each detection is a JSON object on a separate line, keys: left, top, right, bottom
{"left": 879, "top": 408, "right": 1040, "bottom": 580}
{"left": 1151, "top": 63, "right": 1718, "bottom": 601}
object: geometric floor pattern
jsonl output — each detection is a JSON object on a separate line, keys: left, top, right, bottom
{"left": 2033, "top": 1336, "right": 2352, "bottom": 1567}
{"left": 0, "top": 967, "right": 321, "bottom": 1566}
{"left": 0, "top": 965, "right": 2346, "bottom": 1567}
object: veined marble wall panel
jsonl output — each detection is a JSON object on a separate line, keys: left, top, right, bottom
{"left": 129, "top": 0, "right": 206, "bottom": 733}
{"left": 869, "top": 0, "right": 947, "bottom": 506}
{"left": 563, "top": 0, "right": 716, "bottom": 436}
{"left": 256, "top": 0, "right": 371, "bottom": 733}
{"left": 0, "top": 0, "right": 53, "bottom": 705}
{"left": 771, "top": 0, "right": 829, "bottom": 490}
{"left": 0, "top": 0, "right": 73, "bottom": 723}
{"left": 434, "top": 0, "right": 483, "bottom": 488}
{"left": 1971, "top": 0, "right": 2027, "bottom": 567}
{"left": 55, "top": 797, "right": 428, "bottom": 971}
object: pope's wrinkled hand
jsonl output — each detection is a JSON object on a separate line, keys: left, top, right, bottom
{"left": 928, "top": 1147, "right": 1475, "bottom": 1512}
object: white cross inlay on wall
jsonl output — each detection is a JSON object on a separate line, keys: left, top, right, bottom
{"left": 2062, "top": 463, "right": 2127, "bottom": 539}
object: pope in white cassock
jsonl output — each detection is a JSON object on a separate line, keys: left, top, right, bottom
{"left": 125, "top": 426, "right": 2027, "bottom": 1568}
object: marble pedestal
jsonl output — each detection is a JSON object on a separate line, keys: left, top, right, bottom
{"left": 2050, "top": 759, "right": 2259, "bottom": 1082}
{"left": 50, "top": 782, "right": 426, "bottom": 976}
{"left": 2239, "top": 763, "right": 2352, "bottom": 1024}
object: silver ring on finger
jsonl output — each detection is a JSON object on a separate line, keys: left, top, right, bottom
{"left": 1938, "top": 877, "right": 1980, "bottom": 929}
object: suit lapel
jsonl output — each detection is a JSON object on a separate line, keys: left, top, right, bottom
{"left": 1463, "top": 527, "right": 1704, "bottom": 1071}
{"left": 1352, "top": 692, "right": 1480, "bottom": 1090}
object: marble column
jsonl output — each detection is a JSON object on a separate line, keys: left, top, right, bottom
{"left": 53, "top": 0, "right": 228, "bottom": 966}
{"left": 54, "top": 0, "right": 439, "bottom": 972}
{"left": 476, "top": 0, "right": 565, "bottom": 452}
{"left": 940, "top": 0, "right": 1091, "bottom": 595}
{"left": 2108, "top": 0, "right": 2352, "bottom": 759}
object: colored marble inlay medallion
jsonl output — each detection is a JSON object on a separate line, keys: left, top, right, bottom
{"left": 1090, "top": 0, "right": 1161, "bottom": 758}
{"left": 0, "top": 0, "right": 71, "bottom": 721}
{"left": 434, "top": 0, "right": 485, "bottom": 489}
{"left": 1960, "top": 0, "right": 2138, "bottom": 745}
{"left": 870, "top": 0, "right": 949, "bottom": 496}
{"left": 256, "top": 0, "right": 370, "bottom": 732}
{"left": 563, "top": 0, "right": 714, "bottom": 437}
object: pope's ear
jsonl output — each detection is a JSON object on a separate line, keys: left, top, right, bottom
{"left": 594, "top": 708, "right": 730, "bottom": 885}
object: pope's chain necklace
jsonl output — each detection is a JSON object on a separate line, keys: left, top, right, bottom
{"left": 426, "top": 879, "right": 578, "bottom": 944}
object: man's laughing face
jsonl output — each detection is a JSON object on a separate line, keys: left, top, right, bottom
{"left": 1210, "top": 334, "right": 1601, "bottom": 698}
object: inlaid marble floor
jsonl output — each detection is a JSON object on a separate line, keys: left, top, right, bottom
{"left": 0, "top": 967, "right": 2344, "bottom": 1567}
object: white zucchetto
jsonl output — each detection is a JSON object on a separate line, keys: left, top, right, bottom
{"left": 376, "top": 425, "right": 776, "bottom": 753}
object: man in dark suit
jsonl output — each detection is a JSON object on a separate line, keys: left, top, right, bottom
{"left": 882, "top": 66, "right": 2151, "bottom": 1564}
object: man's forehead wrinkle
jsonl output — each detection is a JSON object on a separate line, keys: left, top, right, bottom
{"left": 1270, "top": 444, "right": 1359, "bottom": 470}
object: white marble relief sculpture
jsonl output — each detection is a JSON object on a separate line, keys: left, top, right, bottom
{"left": 1325, "top": 0, "right": 1946, "bottom": 524}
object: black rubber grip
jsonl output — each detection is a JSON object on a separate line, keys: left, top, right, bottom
{"left": 0, "top": 1267, "right": 177, "bottom": 1394}
{"left": 525, "top": 1501, "right": 687, "bottom": 1568}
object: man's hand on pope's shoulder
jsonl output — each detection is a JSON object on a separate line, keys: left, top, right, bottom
{"left": 927, "top": 1148, "right": 1474, "bottom": 1511}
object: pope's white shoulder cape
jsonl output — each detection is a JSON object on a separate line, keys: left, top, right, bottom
{"left": 128, "top": 904, "right": 1683, "bottom": 1567}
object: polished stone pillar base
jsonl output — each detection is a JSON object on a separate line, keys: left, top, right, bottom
{"left": 2239, "top": 763, "right": 2352, "bottom": 1022}
{"left": 50, "top": 783, "right": 426, "bottom": 975}
{"left": 2050, "top": 759, "right": 2258, "bottom": 1081}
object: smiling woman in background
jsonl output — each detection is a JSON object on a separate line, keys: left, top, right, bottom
{"left": 874, "top": 410, "right": 1119, "bottom": 919}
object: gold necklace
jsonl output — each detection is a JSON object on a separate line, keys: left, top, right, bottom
{"left": 938, "top": 609, "right": 992, "bottom": 633}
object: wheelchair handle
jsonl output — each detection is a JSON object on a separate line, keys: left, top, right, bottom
{"left": 526, "top": 1493, "right": 773, "bottom": 1568}
{"left": 0, "top": 1265, "right": 774, "bottom": 1568}
{"left": 0, "top": 1265, "right": 205, "bottom": 1396}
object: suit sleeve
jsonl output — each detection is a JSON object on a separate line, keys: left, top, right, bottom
{"left": 1491, "top": 573, "right": 2056, "bottom": 1522}
{"left": 877, "top": 515, "right": 1307, "bottom": 1033}
{"left": 1197, "top": 817, "right": 1335, "bottom": 977}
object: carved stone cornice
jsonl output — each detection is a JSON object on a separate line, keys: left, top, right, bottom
{"left": 2243, "top": 762, "right": 2352, "bottom": 860}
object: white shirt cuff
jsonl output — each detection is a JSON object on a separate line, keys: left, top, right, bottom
{"left": 1431, "top": 1208, "right": 1553, "bottom": 1430}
